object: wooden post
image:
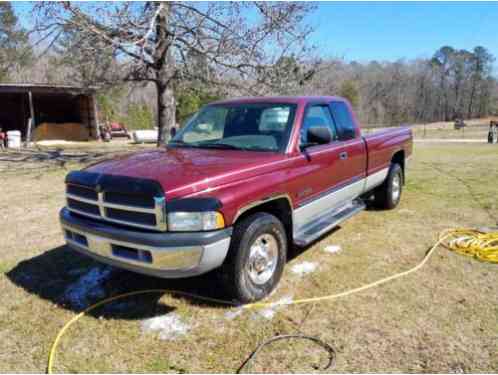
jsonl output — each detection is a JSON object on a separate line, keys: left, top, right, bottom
{"left": 91, "top": 94, "right": 101, "bottom": 140}
{"left": 87, "top": 96, "right": 92, "bottom": 138}
{"left": 25, "top": 91, "right": 35, "bottom": 145}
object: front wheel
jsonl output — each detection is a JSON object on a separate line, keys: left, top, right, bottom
{"left": 373, "top": 163, "right": 403, "bottom": 209}
{"left": 221, "top": 212, "right": 287, "bottom": 303}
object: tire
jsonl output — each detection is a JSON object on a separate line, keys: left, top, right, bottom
{"left": 221, "top": 212, "right": 287, "bottom": 304}
{"left": 373, "top": 163, "right": 403, "bottom": 209}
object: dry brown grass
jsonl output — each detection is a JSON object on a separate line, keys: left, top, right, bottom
{"left": 1, "top": 142, "right": 497, "bottom": 372}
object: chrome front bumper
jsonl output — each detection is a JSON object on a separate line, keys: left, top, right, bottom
{"left": 60, "top": 208, "right": 232, "bottom": 278}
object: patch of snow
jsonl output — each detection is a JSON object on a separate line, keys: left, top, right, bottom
{"left": 254, "top": 295, "right": 293, "bottom": 320}
{"left": 224, "top": 308, "right": 244, "bottom": 320}
{"left": 141, "top": 313, "right": 190, "bottom": 340}
{"left": 64, "top": 266, "right": 112, "bottom": 309}
{"left": 323, "top": 245, "right": 342, "bottom": 254}
{"left": 290, "top": 261, "right": 318, "bottom": 276}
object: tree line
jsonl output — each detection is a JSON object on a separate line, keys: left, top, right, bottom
{"left": 1, "top": 2, "right": 497, "bottom": 136}
{"left": 302, "top": 47, "right": 497, "bottom": 126}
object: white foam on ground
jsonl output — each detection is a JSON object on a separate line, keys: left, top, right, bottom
{"left": 141, "top": 313, "right": 190, "bottom": 340}
{"left": 224, "top": 308, "right": 244, "bottom": 320}
{"left": 324, "top": 245, "right": 342, "bottom": 254}
{"left": 254, "top": 295, "right": 293, "bottom": 320}
{"left": 64, "top": 266, "right": 112, "bottom": 309}
{"left": 291, "top": 261, "right": 318, "bottom": 276}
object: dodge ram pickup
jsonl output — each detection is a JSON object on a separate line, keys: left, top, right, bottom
{"left": 60, "top": 96, "right": 412, "bottom": 302}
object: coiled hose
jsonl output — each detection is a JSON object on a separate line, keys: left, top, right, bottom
{"left": 47, "top": 228, "right": 498, "bottom": 373}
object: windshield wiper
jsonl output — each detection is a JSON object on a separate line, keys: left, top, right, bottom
{"left": 169, "top": 141, "right": 273, "bottom": 152}
{"left": 240, "top": 146, "right": 276, "bottom": 152}
{"left": 196, "top": 142, "right": 241, "bottom": 150}
{"left": 167, "top": 140, "right": 197, "bottom": 148}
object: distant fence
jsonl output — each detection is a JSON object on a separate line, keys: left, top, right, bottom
{"left": 362, "top": 122, "right": 491, "bottom": 140}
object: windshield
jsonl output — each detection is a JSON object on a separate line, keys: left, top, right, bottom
{"left": 169, "top": 103, "right": 297, "bottom": 152}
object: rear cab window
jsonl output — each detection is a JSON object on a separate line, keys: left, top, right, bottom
{"left": 329, "top": 101, "right": 357, "bottom": 140}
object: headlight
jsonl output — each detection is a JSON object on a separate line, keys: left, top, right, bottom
{"left": 167, "top": 211, "right": 225, "bottom": 231}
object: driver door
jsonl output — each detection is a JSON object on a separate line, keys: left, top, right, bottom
{"left": 288, "top": 104, "right": 344, "bottom": 229}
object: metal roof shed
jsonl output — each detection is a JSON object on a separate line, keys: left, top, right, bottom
{"left": 0, "top": 83, "right": 100, "bottom": 142}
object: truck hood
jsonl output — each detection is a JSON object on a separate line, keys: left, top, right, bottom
{"left": 85, "top": 147, "right": 284, "bottom": 198}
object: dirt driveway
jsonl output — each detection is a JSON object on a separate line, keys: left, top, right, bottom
{"left": 1, "top": 143, "right": 497, "bottom": 372}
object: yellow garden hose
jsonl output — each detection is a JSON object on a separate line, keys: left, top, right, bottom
{"left": 440, "top": 228, "right": 498, "bottom": 263}
{"left": 47, "top": 228, "right": 498, "bottom": 373}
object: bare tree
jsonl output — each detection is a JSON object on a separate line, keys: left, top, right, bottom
{"left": 33, "top": 2, "right": 315, "bottom": 145}
{"left": 298, "top": 45, "right": 496, "bottom": 127}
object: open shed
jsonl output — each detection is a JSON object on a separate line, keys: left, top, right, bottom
{"left": 0, "top": 83, "right": 100, "bottom": 142}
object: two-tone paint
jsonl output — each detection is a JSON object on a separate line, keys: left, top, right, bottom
{"left": 85, "top": 96, "right": 412, "bottom": 231}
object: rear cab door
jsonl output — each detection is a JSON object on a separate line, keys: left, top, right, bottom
{"left": 328, "top": 100, "right": 367, "bottom": 199}
{"left": 289, "top": 100, "right": 366, "bottom": 231}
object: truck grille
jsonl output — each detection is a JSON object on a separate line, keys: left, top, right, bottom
{"left": 66, "top": 183, "right": 166, "bottom": 231}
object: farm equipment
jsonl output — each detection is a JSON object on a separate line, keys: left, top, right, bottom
{"left": 454, "top": 118, "right": 466, "bottom": 130}
{"left": 488, "top": 121, "right": 497, "bottom": 144}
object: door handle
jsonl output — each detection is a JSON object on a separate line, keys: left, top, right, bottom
{"left": 339, "top": 151, "right": 348, "bottom": 160}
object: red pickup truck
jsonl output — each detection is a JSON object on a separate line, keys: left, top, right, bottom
{"left": 60, "top": 96, "right": 412, "bottom": 302}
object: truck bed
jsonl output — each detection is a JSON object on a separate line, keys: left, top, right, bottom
{"left": 363, "top": 126, "right": 412, "bottom": 176}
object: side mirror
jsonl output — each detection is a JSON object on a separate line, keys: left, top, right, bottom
{"left": 305, "top": 126, "right": 332, "bottom": 146}
{"left": 170, "top": 127, "right": 177, "bottom": 138}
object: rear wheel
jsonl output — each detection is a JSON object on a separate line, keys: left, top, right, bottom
{"left": 221, "top": 212, "right": 287, "bottom": 303}
{"left": 374, "top": 163, "right": 403, "bottom": 209}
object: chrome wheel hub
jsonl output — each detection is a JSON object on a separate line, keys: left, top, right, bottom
{"left": 392, "top": 173, "right": 401, "bottom": 202}
{"left": 246, "top": 233, "right": 279, "bottom": 285}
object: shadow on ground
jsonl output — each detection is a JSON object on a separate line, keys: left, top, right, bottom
{"left": 6, "top": 223, "right": 332, "bottom": 321}
{"left": 6, "top": 245, "right": 238, "bottom": 320}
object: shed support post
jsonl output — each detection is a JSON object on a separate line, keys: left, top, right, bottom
{"left": 26, "top": 91, "right": 35, "bottom": 145}
{"left": 92, "top": 94, "right": 101, "bottom": 141}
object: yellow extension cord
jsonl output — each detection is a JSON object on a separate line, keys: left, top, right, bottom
{"left": 47, "top": 228, "right": 498, "bottom": 373}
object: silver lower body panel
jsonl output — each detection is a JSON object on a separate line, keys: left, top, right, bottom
{"left": 61, "top": 224, "right": 231, "bottom": 279}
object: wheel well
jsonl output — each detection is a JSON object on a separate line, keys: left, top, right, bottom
{"left": 391, "top": 150, "right": 405, "bottom": 182}
{"left": 234, "top": 198, "right": 293, "bottom": 244}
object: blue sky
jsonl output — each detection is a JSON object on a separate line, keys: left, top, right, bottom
{"left": 12, "top": 1, "right": 498, "bottom": 71}
{"left": 309, "top": 2, "right": 498, "bottom": 65}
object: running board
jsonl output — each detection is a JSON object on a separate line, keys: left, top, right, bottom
{"left": 293, "top": 200, "right": 366, "bottom": 247}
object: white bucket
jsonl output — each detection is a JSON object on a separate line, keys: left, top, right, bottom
{"left": 132, "top": 130, "right": 158, "bottom": 143}
{"left": 7, "top": 130, "right": 21, "bottom": 149}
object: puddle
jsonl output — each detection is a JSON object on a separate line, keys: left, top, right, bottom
{"left": 67, "top": 267, "right": 86, "bottom": 276}
{"left": 64, "top": 266, "right": 112, "bottom": 309}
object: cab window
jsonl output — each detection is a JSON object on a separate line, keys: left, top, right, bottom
{"left": 300, "top": 105, "right": 337, "bottom": 145}
{"left": 329, "top": 102, "right": 356, "bottom": 140}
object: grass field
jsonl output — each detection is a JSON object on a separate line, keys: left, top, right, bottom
{"left": 1, "top": 143, "right": 497, "bottom": 373}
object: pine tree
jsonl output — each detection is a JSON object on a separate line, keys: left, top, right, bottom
{"left": 0, "top": 2, "right": 32, "bottom": 81}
